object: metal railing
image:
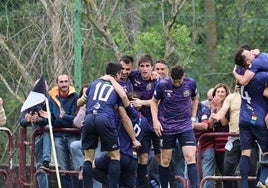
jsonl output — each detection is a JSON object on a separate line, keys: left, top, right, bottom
{"left": 17, "top": 128, "right": 259, "bottom": 188}
{"left": 196, "top": 132, "right": 258, "bottom": 188}
{"left": 18, "top": 127, "right": 81, "bottom": 188}
{"left": 0, "top": 127, "right": 14, "bottom": 188}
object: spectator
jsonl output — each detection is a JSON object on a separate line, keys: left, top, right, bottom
{"left": 208, "top": 83, "right": 230, "bottom": 179}
{"left": 69, "top": 84, "right": 88, "bottom": 188}
{"left": 20, "top": 80, "right": 51, "bottom": 188}
{"left": 0, "top": 98, "right": 6, "bottom": 126}
{"left": 201, "top": 88, "right": 214, "bottom": 108}
{"left": 49, "top": 74, "right": 80, "bottom": 188}
{"left": 193, "top": 92, "right": 215, "bottom": 188}
{"left": 210, "top": 81, "right": 258, "bottom": 188}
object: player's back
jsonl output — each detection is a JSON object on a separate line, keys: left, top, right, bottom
{"left": 240, "top": 72, "right": 268, "bottom": 126}
{"left": 249, "top": 53, "right": 268, "bottom": 74}
{"left": 86, "top": 79, "right": 119, "bottom": 120}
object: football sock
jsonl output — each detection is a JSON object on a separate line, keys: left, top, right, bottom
{"left": 108, "top": 159, "right": 120, "bottom": 188}
{"left": 83, "top": 160, "right": 93, "bottom": 188}
{"left": 239, "top": 155, "right": 250, "bottom": 188}
{"left": 137, "top": 164, "right": 149, "bottom": 186}
{"left": 187, "top": 163, "right": 198, "bottom": 188}
{"left": 159, "top": 165, "right": 169, "bottom": 188}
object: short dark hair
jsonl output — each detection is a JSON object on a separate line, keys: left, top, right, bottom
{"left": 155, "top": 59, "right": 169, "bottom": 67}
{"left": 119, "top": 55, "right": 134, "bottom": 64}
{"left": 240, "top": 44, "right": 252, "bottom": 51}
{"left": 170, "top": 66, "right": 184, "bottom": 80}
{"left": 106, "top": 62, "right": 122, "bottom": 76}
{"left": 138, "top": 54, "right": 153, "bottom": 66}
{"left": 233, "top": 47, "right": 246, "bottom": 67}
{"left": 126, "top": 91, "right": 140, "bottom": 100}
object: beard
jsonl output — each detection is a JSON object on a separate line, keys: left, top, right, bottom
{"left": 60, "top": 86, "right": 69, "bottom": 93}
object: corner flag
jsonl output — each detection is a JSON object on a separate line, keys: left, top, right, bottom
{"left": 20, "top": 75, "right": 62, "bottom": 188}
{"left": 21, "top": 75, "right": 48, "bottom": 112}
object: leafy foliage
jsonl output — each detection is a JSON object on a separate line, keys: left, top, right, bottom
{"left": 0, "top": 0, "right": 268, "bottom": 164}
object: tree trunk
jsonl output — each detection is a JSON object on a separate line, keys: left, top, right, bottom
{"left": 205, "top": 0, "right": 217, "bottom": 65}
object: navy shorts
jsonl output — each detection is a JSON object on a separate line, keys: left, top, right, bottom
{"left": 239, "top": 121, "right": 268, "bottom": 152}
{"left": 161, "top": 129, "right": 196, "bottom": 149}
{"left": 138, "top": 129, "right": 160, "bottom": 155}
{"left": 81, "top": 113, "right": 119, "bottom": 151}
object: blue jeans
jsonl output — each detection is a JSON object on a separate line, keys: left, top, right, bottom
{"left": 70, "top": 140, "right": 84, "bottom": 171}
{"left": 54, "top": 134, "right": 80, "bottom": 188}
{"left": 35, "top": 130, "right": 51, "bottom": 188}
{"left": 201, "top": 148, "right": 215, "bottom": 188}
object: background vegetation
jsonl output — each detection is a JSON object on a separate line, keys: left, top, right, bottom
{"left": 0, "top": 0, "right": 267, "bottom": 163}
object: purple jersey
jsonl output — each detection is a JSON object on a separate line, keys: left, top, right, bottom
{"left": 119, "top": 78, "right": 133, "bottom": 93}
{"left": 240, "top": 72, "right": 268, "bottom": 127}
{"left": 118, "top": 105, "right": 148, "bottom": 158}
{"left": 248, "top": 53, "right": 268, "bottom": 73}
{"left": 154, "top": 77, "right": 198, "bottom": 134}
{"left": 85, "top": 79, "right": 120, "bottom": 125}
{"left": 129, "top": 70, "right": 157, "bottom": 128}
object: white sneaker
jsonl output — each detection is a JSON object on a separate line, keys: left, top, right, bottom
{"left": 257, "top": 181, "right": 267, "bottom": 188}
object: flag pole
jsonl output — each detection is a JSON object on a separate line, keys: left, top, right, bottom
{"left": 45, "top": 98, "right": 62, "bottom": 188}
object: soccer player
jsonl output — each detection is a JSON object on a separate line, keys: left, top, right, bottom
{"left": 119, "top": 55, "right": 134, "bottom": 92}
{"left": 78, "top": 62, "right": 133, "bottom": 188}
{"left": 232, "top": 46, "right": 268, "bottom": 86}
{"left": 151, "top": 65, "right": 199, "bottom": 188}
{"left": 92, "top": 91, "right": 149, "bottom": 187}
{"left": 154, "top": 59, "right": 169, "bottom": 78}
{"left": 233, "top": 47, "right": 268, "bottom": 187}
{"left": 128, "top": 54, "right": 160, "bottom": 186}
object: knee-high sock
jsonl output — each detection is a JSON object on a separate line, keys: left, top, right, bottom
{"left": 92, "top": 168, "right": 109, "bottom": 185}
{"left": 83, "top": 161, "right": 93, "bottom": 188}
{"left": 108, "top": 159, "right": 121, "bottom": 188}
{"left": 159, "top": 165, "right": 170, "bottom": 188}
{"left": 187, "top": 163, "right": 198, "bottom": 188}
{"left": 239, "top": 155, "right": 250, "bottom": 188}
{"left": 137, "top": 164, "right": 148, "bottom": 186}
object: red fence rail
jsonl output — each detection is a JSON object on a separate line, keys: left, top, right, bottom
{"left": 0, "top": 127, "right": 14, "bottom": 188}
{"left": 15, "top": 128, "right": 261, "bottom": 187}
{"left": 18, "top": 127, "right": 81, "bottom": 188}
